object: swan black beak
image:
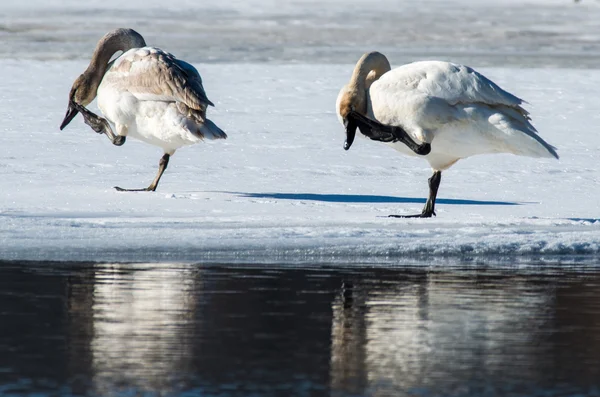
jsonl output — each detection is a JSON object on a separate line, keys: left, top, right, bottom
{"left": 60, "top": 101, "right": 79, "bottom": 130}
{"left": 343, "top": 118, "right": 357, "bottom": 150}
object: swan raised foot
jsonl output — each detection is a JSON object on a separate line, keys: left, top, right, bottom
{"left": 345, "top": 110, "right": 431, "bottom": 156}
{"left": 69, "top": 101, "right": 126, "bottom": 146}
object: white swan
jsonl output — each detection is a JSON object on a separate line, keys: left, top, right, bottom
{"left": 60, "top": 28, "right": 226, "bottom": 191}
{"left": 336, "top": 52, "right": 558, "bottom": 218}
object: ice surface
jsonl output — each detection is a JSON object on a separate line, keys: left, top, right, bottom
{"left": 1, "top": 0, "right": 600, "bottom": 66}
{"left": 1, "top": 0, "right": 599, "bottom": 263}
{"left": 0, "top": 59, "right": 599, "bottom": 263}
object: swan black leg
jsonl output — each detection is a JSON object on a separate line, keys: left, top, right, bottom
{"left": 115, "top": 153, "right": 170, "bottom": 192}
{"left": 390, "top": 170, "right": 442, "bottom": 218}
{"left": 346, "top": 111, "right": 431, "bottom": 156}
{"left": 70, "top": 101, "right": 125, "bottom": 146}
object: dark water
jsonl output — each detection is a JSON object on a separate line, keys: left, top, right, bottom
{"left": 1, "top": 261, "right": 600, "bottom": 397}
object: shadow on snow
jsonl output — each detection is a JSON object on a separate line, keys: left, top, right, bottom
{"left": 566, "top": 218, "right": 600, "bottom": 224}
{"left": 232, "top": 192, "right": 520, "bottom": 206}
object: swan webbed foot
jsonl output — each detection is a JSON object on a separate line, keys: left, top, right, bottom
{"left": 347, "top": 111, "right": 431, "bottom": 156}
{"left": 388, "top": 211, "right": 436, "bottom": 219}
{"left": 112, "top": 136, "right": 126, "bottom": 146}
{"left": 389, "top": 171, "right": 442, "bottom": 219}
{"left": 113, "top": 154, "right": 171, "bottom": 193}
{"left": 114, "top": 186, "right": 155, "bottom": 192}
{"left": 412, "top": 143, "right": 431, "bottom": 156}
{"left": 70, "top": 101, "right": 125, "bottom": 146}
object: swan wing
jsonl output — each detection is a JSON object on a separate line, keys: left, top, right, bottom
{"left": 370, "top": 61, "right": 558, "bottom": 159}
{"left": 172, "top": 59, "right": 215, "bottom": 107}
{"left": 105, "top": 47, "right": 214, "bottom": 110}
{"left": 377, "top": 61, "right": 525, "bottom": 109}
{"left": 371, "top": 61, "right": 531, "bottom": 130}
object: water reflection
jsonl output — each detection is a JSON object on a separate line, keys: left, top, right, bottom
{"left": 1, "top": 262, "right": 600, "bottom": 396}
{"left": 90, "top": 265, "right": 197, "bottom": 394}
{"left": 330, "top": 271, "right": 559, "bottom": 396}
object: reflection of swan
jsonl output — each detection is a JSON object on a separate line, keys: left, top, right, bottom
{"left": 329, "top": 272, "right": 552, "bottom": 394}
{"left": 336, "top": 52, "right": 558, "bottom": 217}
{"left": 330, "top": 282, "right": 368, "bottom": 394}
{"left": 91, "top": 264, "right": 197, "bottom": 394}
{"left": 60, "top": 28, "right": 226, "bottom": 192}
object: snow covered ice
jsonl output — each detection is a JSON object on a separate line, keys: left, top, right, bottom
{"left": 1, "top": 0, "right": 600, "bottom": 263}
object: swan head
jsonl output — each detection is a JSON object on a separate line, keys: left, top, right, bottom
{"left": 60, "top": 28, "right": 147, "bottom": 131}
{"left": 336, "top": 85, "right": 367, "bottom": 150}
{"left": 336, "top": 52, "right": 391, "bottom": 150}
{"left": 60, "top": 73, "right": 97, "bottom": 130}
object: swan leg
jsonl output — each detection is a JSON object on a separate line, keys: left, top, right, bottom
{"left": 347, "top": 111, "right": 431, "bottom": 156}
{"left": 390, "top": 171, "right": 442, "bottom": 218}
{"left": 115, "top": 154, "right": 170, "bottom": 192}
{"left": 70, "top": 101, "right": 126, "bottom": 146}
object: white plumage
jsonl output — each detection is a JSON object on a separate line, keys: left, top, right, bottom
{"left": 61, "top": 29, "right": 226, "bottom": 191}
{"left": 98, "top": 47, "right": 226, "bottom": 154}
{"left": 336, "top": 52, "right": 558, "bottom": 217}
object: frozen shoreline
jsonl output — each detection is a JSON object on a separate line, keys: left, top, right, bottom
{"left": 1, "top": 61, "right": 599, "bottom": 263}
{"left": 1, "top": 216, "right": 599, "bottom": 264}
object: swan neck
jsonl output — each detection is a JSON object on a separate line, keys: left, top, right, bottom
{"left": 84, "top": 28, "right": 147, "bottom": 87}
{"left": 349, "top": 51, "right": 391, "bottom": 91}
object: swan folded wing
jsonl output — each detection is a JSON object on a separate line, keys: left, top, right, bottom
{"left": 110, "top": 48, "right": 214, "bottom": 111}
{"left": 172, "top": 59, "right": 215, "bottom": 107}
{"left": 460, "top": 104, "right": 559, "bottom": 159}
{"left": 382, "top": 61, "right": 529, "bottom": 115}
